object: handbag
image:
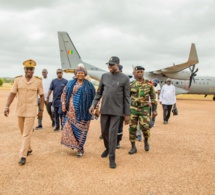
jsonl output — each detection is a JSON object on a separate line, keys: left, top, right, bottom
{"left": 172, "top": 104, "right": 178, "bottom": 116}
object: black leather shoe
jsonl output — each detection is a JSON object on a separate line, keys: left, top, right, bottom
{"left": 101, "top": 149, "right": 109, "bottom": 158}
{"left": 144, "top": 138, "right": 150, "bottom": 151}
{"left": 54, "top": 128, "right": 60, "bottom": 131}
{"left": 35, "top": 125, "right": 42, "bottom": 130}
{"left": 18, "top": 157, "right": 26, "bottom": 166}
{"left": 27, "top": 150, "right": 32, "bottom": 156}
{"left": 109, "top": 160, "right": 116, "bottom": 169}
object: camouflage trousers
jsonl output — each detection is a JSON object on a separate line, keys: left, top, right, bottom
{"left": 129, "top": 107, "right": 150, "bottom": 142}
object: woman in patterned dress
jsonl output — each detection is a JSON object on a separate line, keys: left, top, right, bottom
{"left": 61, "top": 66, "right": 95, "bottom": 157}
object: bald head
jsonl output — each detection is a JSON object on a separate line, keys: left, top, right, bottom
{"left": 42, "top": 69, "right": 48, "bottom": 78}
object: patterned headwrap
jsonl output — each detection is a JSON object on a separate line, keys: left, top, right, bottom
{"left": 74, "top": 66, "right": 87, "bottom": 76}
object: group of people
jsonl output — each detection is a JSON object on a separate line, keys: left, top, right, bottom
{"left": 4, "top": 57, "right": 176, "bottom": 169}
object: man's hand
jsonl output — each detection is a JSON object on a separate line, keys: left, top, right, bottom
{"left": 89, "top": 105, "right": 94, "bottom": 115}
{"left": 4, "top": 107, "right": 9, "bottom": 117}
{"left": 152, "top": 111, "right": 158, "bottom": 118}
{"left": 124, "top": 115, "right": 130, "bottom": 125}
{"left": 45, "top": 97, "right": 49, "bottom": 103}
{"left": 94, "top": 109, "right": 100, "bottom": 117}
{"left": 37, "top": 111, "right": 43, "bottom": 119}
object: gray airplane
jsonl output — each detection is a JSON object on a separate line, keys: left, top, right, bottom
{"left": 58, "top": 31, "right": 215, "bottom": 100}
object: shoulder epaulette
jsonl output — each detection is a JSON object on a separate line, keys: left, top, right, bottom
{"left": 15, "top": 75, "right": 22, "bottom": 78}
{"left": 35, "top": 76, "right": 42, "bottom": 80}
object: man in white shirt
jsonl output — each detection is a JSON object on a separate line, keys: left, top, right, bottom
{"left": 159, "top": 78, "right": 176, "bottom": 124}
{"left": 35, "top": 69, "right": 54, "bottom": 129}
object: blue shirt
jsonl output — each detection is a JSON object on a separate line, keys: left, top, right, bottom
{"left": 50, "top": 78, "right": 68, "bottom": 107}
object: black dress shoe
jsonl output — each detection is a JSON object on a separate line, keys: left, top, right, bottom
{"left": 27, "top": 150, "right": 32, "bottom": 156}
{"left": 35, "top": 125, "right": 43, "bottom": 130}
{"left": 54, "top": 128, "right": 60, "bottom": 131}
{"left": 101, "top": 149, "right": 109, "bottom": 158}
{"left": 109, "top": 161, "right": 116, "bottom": 169}
{"left": 18, "top": 157, "right": 26, "bottom": 166}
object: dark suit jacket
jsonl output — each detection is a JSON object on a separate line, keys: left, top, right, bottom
{"left": 92, "top": 72, "right": 130, "bottom": 116}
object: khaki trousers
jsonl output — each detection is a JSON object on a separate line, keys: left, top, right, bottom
{"left": 18, "top": 117, "right": 35, "bottom": 158}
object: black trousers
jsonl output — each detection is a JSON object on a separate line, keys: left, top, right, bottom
{"left": 117, "top": 117, "right": 124, "bottom": 144}
{"left": 100, "top": 114, "right": 121, "bottom": 157}
{"left": 162, "top": 104, "right": 173, "bottom": 122}
{"left": 54, "top": 107, "right": 62, "bottom": 129}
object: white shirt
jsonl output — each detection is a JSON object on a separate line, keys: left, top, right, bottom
{"left": 154, "top": 83, "right": 161, "bottom": 101}
{"left": 42, "top": 77, "right": 53, "bottom": 102}
{"left": 160, "top": 84, "right": 176, "bottom": 105}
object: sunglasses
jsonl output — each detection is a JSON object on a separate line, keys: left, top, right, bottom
{"left": 57, "top": 72, "right": 62, "bottom": 74}
{"left": 25, "top": 67, "right": 34, "bottom": 71}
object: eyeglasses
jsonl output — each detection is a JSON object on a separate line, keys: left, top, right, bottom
{"left": 57, "top": 72, "right": 62, "bottom": 74}
{"left": 25, "top": 67, "right": 34, "bottom": 71}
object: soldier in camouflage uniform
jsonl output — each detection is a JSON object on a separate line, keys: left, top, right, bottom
{"left": 129, "top": 66, "right": 157, "bottom": 154}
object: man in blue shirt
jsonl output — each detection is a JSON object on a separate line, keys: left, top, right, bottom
{"left": 46, "top": 69, "right": 68, "bottom": 131}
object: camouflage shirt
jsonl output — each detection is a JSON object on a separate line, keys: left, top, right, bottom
{"left": 130, "top": 79, "right": 157, "bottom": 110}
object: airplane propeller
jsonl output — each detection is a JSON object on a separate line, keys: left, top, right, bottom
{"left": 188, "top": 65, "right": 198, "bottom": 89}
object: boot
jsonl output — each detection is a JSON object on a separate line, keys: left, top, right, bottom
{"left": 128, "top": 142, "right": 137, "bottom": 154}
{"left": 109, "top": 155, "right": 116, "bottom": 169}
{"left": 101, "top": 149, "right": 109, "bottom": 158}
{"left": 144, "top": 138, "right": 150, "bottom": 151}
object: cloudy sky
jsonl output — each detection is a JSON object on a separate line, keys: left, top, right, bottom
{"left": 0, "top": 0, "right": 214, "bottom": 79}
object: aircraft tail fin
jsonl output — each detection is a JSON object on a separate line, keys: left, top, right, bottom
{"left": 187, "top": 43, "right": 199, "bottom": 65}
{"left": 58, "top": 32, "right": 83, "bottom": 72}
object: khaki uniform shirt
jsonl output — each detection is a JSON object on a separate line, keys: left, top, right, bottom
{"left": 11, "top": 76, "right": 44, "bottom": 117}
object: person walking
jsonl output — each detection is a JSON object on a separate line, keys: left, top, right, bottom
{"left": 61, "top": 66, "right": 95, "bottom": 157}
{"left": 46, "top": 69, "right": 68, "bottom": 131}
{"left": 89, "top": 56, "right": 130, "bottom": 169}
{"left": 4, "top": 59, "right": 44, "bottom": 165}
{"left": 129, "top": 66, "right": 157, "bottom": 154}
{"left": 159, "top": 78, "right": 176, "bottom": 124}
{"left": 35, "top": 69, "right": 54, "bottom": 129}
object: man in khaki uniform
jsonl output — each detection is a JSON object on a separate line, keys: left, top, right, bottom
{"left": 4, "top": 59, "right": 44, "bottom": 166}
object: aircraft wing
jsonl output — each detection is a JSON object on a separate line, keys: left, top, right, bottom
{"left": 148, "top": 43, "right": 199, "bottom": 78}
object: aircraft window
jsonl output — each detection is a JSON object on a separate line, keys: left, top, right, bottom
{"left": 176, "top": 82, "right": 179, "bottom": 84}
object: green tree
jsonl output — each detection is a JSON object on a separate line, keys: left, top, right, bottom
{"left": 0, "top": 78, "right": 4, "bottom": 87}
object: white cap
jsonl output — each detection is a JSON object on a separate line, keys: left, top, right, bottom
{"left": 77, "top": 63, "right": 85, "bottom": 68}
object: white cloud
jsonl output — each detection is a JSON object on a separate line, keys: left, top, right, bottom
{"left": 0, "top": 0, "right": 215, "bottom": 78}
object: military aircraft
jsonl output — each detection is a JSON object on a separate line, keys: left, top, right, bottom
{"left": 166, "top": 77, "right": 215, "bottom": 99}
{"left": 58, "top": 31, "right": 215, "bottom": 100}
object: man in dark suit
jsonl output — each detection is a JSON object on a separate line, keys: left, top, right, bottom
{"left": 89, "top": 56, "right": 130, "bottom": 169}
